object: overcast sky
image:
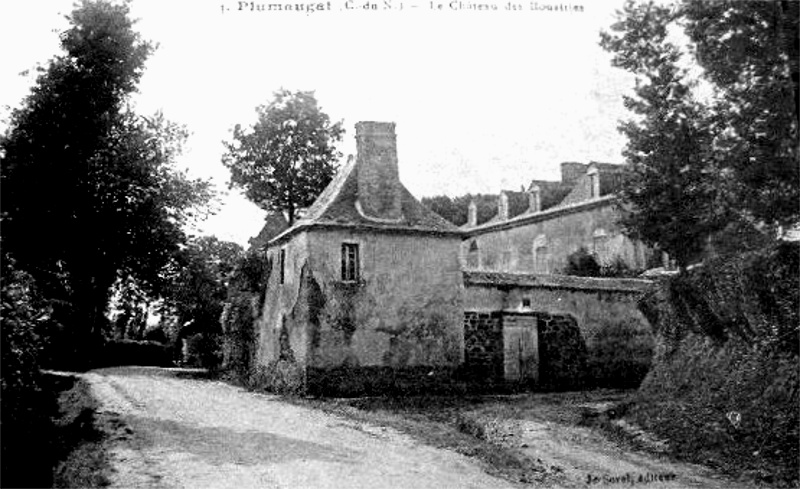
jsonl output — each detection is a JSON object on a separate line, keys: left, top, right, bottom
{"left": 1, "top": 0, "right": 635, "bottom": 246}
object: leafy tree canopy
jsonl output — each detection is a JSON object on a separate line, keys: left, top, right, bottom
{"left": 161, "top": 236, "right": 243, "bottom": 341}
{"left": 0, "top": 0, "right": 214, "bottom": 341}
{"left": 222, "top": 89, "right": 344, "bottom": 225}
{"left": 601, "top": 0, "right": 799, "bottom": 267}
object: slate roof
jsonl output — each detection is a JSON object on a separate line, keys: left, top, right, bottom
{"left": 248, "top": 213, "right": 289, "bottom": 251}
{"left": 269, "top": 157, "right": 460, "bottom": 245}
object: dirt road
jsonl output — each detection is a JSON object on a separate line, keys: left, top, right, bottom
{"left": 84, "top": 367, "right": 515, "bottom": 489}
{"left": 83, "top": 367, "right": 755, "bottom": 489}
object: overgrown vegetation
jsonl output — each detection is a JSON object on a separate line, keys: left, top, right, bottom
{"left": 562, "top": 246, "right": 643, "bottom": 278}
{"left": 621, "top": 242, "right": 799, "bottom": 487}
{"left": 586, "top": 318, "right": 653, "bottom": 389}
{"left": 1, "top": 259, "right": 54, "bottom": 487}
{"left": 596, "top": 4, "right": 799, "bottom": 484}
{"left": 221, "top": 250, "right": 271, "bottom": 385}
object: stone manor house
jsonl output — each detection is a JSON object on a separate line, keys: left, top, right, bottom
{"left": 248, "top": 121, "right": 654, "bottom": 395}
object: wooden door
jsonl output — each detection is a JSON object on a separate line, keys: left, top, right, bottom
{"left": 503, "top": 316, "right": 539, "bottom": 384}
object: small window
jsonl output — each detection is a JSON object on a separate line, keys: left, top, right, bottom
{"left": 341, "top": 243, "right": 360, "bottom": 282}
{"left": 466, "top": 240, "right": 480, "bottom": 269}
{"left": 522, "top": 298, "right": 531, "bottom": 308}
{"left": 279, "top": 249, "right": 286, "bottom": 284}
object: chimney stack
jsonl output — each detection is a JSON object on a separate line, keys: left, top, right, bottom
{"left": 467, "top": 200, "right": 477, "bottom": 227}
{"left": 355, "top": 122, "right": 402, "bottom": 221}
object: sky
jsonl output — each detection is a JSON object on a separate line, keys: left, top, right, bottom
{"left": 0, "top": 0, "right": 636, "bottom": 246}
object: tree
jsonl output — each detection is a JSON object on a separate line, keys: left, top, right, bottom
{"left": 222, "top": 89, "right": 344, "bottom": 225}
{"left": 681, "top": 0, "right": 799, "bottom": 226}
{"left": 0, "top": 256, "right": 54, "bottom": 488}
{"left": 600, "top": 1, "right": 726, "bottom": 267}
{"left": 600, "top": 0, "right": 799, "bottom": 266}
{"left": 161, "top": 236, "right": 243, "bottom": 367}
{"left": 0, "top": 0, "right": 213, "bottom": 354}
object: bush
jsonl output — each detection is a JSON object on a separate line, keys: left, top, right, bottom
{"left": 183, "top": 333, "right": 222, "bottom": 369}
{"left": 631, "top": 241, "right": 799, "bottom": 486}
{"left": 563, "top": 247, "right": 601, "bottom": 276}
{"left": 587, "top": 318, "right": 653, "bottom": 388}
{"left": 1, "top": 260, "right": 55, "bottom": 487}
{"left": 249, "top": 361, "right": 305, "bottom": 395}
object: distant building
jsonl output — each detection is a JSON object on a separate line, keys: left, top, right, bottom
{"left": 461, "top": 162, "right": 656, "bottom": 274}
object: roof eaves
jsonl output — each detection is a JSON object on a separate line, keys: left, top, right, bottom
{"left": 267, "top": 221, "right": 463, "bottom": 246}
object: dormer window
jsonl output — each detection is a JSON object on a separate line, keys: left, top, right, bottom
{"left": 341, "top": 243, "right": 360, "bottom": 282}
{"left": 588, "top": 166, "right": 600, "bottom": 199}
{"left": 498, "top": 192, "right": 510, "bottom": 221}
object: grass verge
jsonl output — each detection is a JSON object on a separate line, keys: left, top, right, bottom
{"left": 51, "top": 374, "right": 113, "bottom": 488}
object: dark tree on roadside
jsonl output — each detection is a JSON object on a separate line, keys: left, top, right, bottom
{"left": 600, "top": 0, "right": 799, "bottom": 267}
{"left": 163, "top": 236, "right": 243, "bottom": 339}
{"left": 222, "top": 89, "right": 344, "bottom": 225}
{"left": 0, "top": 1, "right": 213, "bottom": 354}
{"left": 161, "top": 236, "right": 243, "bottom": 367}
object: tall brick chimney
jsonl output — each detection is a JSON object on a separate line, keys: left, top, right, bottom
{"left": 355, "top": 121, "right": 402, "bottom": 221}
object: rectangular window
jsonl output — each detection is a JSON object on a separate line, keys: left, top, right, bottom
{"left": 279, "top": 249, "right": 286, "bottom": 284}
{"left": 341, "top": 243, "right": 360, "bottom": 282}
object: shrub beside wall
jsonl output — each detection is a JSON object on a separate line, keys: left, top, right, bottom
{"left": 221, "top": 250, "right": 270, "bottom": 385}
{"left": 631, "top": 241, "right": 799, "bottom": 487}
{"left": 586, "top": 318, "right": 653, "bottom": 389}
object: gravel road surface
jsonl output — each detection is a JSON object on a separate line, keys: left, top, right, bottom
{"left": 84, "top": 367, "right": 515, "bottom": 489}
